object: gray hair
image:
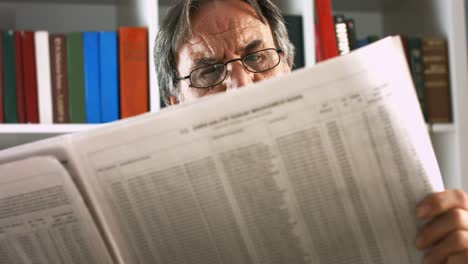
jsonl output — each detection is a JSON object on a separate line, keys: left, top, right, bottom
{"left": 154, "top": 0, "right": 294, "bottom": 106}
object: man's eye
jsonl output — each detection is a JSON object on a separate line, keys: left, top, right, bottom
{"left": 198, "top": 65, "right": 223, "bottom": 77}
{"left": 245, "top": 54, "right": 264, "bottom": 63}
{"left": 200, "top": 67, "right": 219, "bottom": 75}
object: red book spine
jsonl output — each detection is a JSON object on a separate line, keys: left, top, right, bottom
{"left": 21, "top": 31, "right": 39, "bottom": 123}
{"left": 14, "top": 32, "right": 25, "bottom": 123}
{"left": 315, "top": 23, "right": 324, "bottom": 62}
{"left": 118, "top": 27, "right": 149, "bottom": 118}
{"left": 0, "top": 33, "right": 4, "bottom": 123}
{"left": 315, "top": 0, "right": 339, "bottom": 60}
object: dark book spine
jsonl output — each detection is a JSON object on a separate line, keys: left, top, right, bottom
{"left": 0, "top": 32, "right": 4, "bottom": 123}
{"left": 367, "top": 35, "right": 380, "bottom": 43}
{"left": 49, "top": 34, "right": 69, "bottom": 123}
{"left": 66, "top": 32, "right": 86, "bottom": 123}
{"left": 345, "top": 18, "right": 357, "bottom": 50}
{"left": 421, "top": 37, "right": 452, "bottom": 123}
{"left": 14, "top": 32, "right": 25, "bottom": 123}
{"left": 21, "top": 31, "right": 39, "bottom": 123}
{"left": 407, "top": 37, "right": 428, "bottom": 121}
{"left": 2, "top": 31, "right": 18, "bottom": 123}
{"left": 283, "top": 15, "right": 305, "bottom": 69}
{"left": 400, "top": 35, "right": 410, "bottom": 63}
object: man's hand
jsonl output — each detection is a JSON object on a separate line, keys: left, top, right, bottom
{"left": 415, "top": 189, "right": 468, "bottom": 263}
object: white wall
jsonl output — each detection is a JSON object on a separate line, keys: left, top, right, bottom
{"left": 0, "top": 2, "right": 116, "bottom": 32}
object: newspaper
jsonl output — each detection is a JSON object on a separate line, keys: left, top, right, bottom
{"left": 0, "top": 156, "right": 113, "bottom": 264}
{"left": 52, "top": 36, "right": 442, "bottom": 263}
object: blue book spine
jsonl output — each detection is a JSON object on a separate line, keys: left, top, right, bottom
{"left": 83, "top": 32, "right": 101, "bottom": 123}
{"left": 99, "top": 32, "right": 119, "bottom": 122}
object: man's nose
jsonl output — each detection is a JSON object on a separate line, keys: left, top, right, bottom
{"left": 225, "top": 61, "right": 254, "bottom": 90}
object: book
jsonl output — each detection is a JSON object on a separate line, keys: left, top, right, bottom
{"left": 367, "top": 35, "right": 380, "bottom": 43}
{"left": 118, "top": 27, "right": 149, "bottom": 119}
{"left": 83, "top": 32, "right": 101, "bottom": 124}
{"left": 283, "top": 15, "right": 305, "bottom": 69}
{"left": 356, "top": 38, "right": 369, "bottom": 48}
{"left": 99, "top": 31, "right": 119, "bottom": 123}
{"left": 49, "top": 34, "right": 69, "bottom": 124}
{"left": 345, "top": 18, "right": 358, "bottom": 50}
{"left": 2, "top": 30, "right": 18, "bottom": 123}
{"left": 400, "top": 35, "right": 410, "bottom": 63}
{"left": 334, "top": 14, "right": 351, "bottom": 55}
{"left": 14, "top": 32, "right": 25, "bottom": 123}
{"left": 34, "top": 31, "right": 53, "bottom": 124}
{"left": 314, "top": 23, "right": 324, "bottom": 62}
{"left": 0, "top": 37, "right": 444, "bottom": 264}
{"left": 407, "top": 37, "right": 428, "bottom": 121}
{"left": 66, "top": 32, "right": 86, "bottom": 123}
{"left": 421, "top": 37, "right": 452, "bottom": 123}
{"left": 0, "top": 32, "right": 3, "bottom": 123}
{"left": 315, "top": 0, "right": 339, "bottom": 60}
{"left": 20, "top": 31, "right": 39, "bottom": 123}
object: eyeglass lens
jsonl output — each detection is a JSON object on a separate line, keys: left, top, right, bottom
{"left": 190, "top": 49, "right": 280, "bottom": 88}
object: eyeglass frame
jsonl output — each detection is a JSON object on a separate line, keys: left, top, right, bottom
{"left": 176, "top": 48, "right": 284, "bottom": 89}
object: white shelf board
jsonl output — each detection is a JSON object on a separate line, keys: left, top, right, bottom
{"left": 0, "top": 124, "right": 101, "bottom": 134}
{"left": 428, "top": 123, "right": 455, "bottom": 133}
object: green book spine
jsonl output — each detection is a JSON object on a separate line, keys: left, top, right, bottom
{"left": 2, "top": 30, "right": 18, "bottom": 123}
{"left": 66, "top": 32, "right": 86, "bottom": 123}
{"left": 407, "top": 37, "right": 428, "bottom": 121}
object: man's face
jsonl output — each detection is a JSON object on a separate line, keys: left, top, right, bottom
{"left": 172, "top": 0, "right": 291, "bottom": 104}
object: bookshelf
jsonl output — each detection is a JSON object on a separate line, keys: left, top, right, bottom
{"left": 0, "top": 0, "right": 159, "bottom": 148}
{"left": 332, "top": 0, "right": 468, "bottom": 190}
{"left": 0, "top": 0, "right": 467, "bottom": 192}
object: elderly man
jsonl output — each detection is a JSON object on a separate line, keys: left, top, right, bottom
{"left": 154, "top": 0, "right": 468, "bottom": 263}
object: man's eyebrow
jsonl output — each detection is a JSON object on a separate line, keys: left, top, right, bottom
{"left": 244, "top": 40, "right": 264, "bottom": 53}
{"left": 190, "top": 40, "right": 265, "bottom": 70}
{"left": 191, "top": 57, "right": 218, "bottom": 69}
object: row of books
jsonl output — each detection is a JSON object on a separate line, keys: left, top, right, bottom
{"left": 314, "top": 9, "right": 452, "bottom": 123}
{"left": 0, "top": 27, "right": 149, "bottom": 124}
{"left": 403, "top": 36, "right": 451, "bottom": 123}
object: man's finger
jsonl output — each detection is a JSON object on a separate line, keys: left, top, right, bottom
{"left": 415, "top": 208, "right": 468, "bottom": 250}
{"left": 423, "top": 230, "right": 468, "bottom": 264}
{"left": 417, "top": 189, "right": 468, "bottom": 220}
{"left": 447, "top": 250, "right": 468, "bottom": 264}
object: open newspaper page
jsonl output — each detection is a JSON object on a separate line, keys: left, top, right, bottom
{"left": 68, "top": 36, "right": 444, "bottom": 264}
{"left": 0, "top": 156, "right": 113, "bottom": 264}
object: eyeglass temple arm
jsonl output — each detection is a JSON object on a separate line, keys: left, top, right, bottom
{"left": 176, "top": 76, "right": 190, "bottom": 81}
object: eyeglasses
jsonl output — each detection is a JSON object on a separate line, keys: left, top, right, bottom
{"left": 177, "top": 48, "right": 283, "bottom": 89}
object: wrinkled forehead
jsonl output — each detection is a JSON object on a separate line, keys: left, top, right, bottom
{"left": 177, "top": 0, "right": 274, "bottom": 57}
{"left": 190, "top": 0, "right": 263, "bottom": 33}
